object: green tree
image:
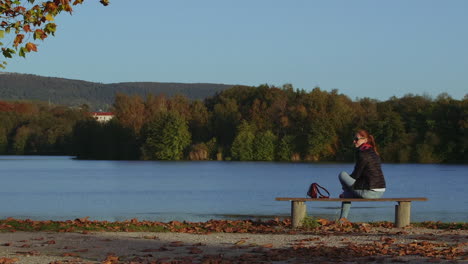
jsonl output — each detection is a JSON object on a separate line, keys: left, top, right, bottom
{"left": 253, "top": 130, "right": 277, "bottom": 161}
{"left": 211, "top": 97, "right": 241, "bottom": 147}
{"left": 276, "top": 135, "right": 294, "bottom": 161}
{"left": 374, "top": 107, "right": 407, "bottom": 162}
{"left": 415, "top": 132, "right": 442, "bottom": 163}
{"left": 99, "top": 119, "right": 139, "bottom": 160}
{"left": 141, "top": 111, "right": 191, "bottom": 160}
{"left": 205, "top": 137, "right": 219, "bottom": 160}
{"left": 12, "top": 125, "right": 30, "bottom": 154}
{"left": 0, "top": 127, "right": 8, "bottom": 153}
{"left": 231, "top": 120, "right": 255, "bottom": 161}
{"left": 306, "top": 117, "right": 336, "bottom": 161}
{"left": 72, "top": 119, "right": 103, "bottom": 159}
{"left": 189, "top": 100, "right": 210, "bottom": 143}
{"left": 460, "top": 95, "right": 468, "bottom": 162}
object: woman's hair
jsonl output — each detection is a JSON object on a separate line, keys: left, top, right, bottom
{"left": 356, "top": 129, "right": 379, "bottom": 155}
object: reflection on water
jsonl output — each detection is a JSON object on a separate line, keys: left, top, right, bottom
{"left": 0, "top": 156, "right": 466, "bottom": 223}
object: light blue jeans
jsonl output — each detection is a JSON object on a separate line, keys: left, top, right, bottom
{"left": 338, "top": 171, "right": 384, "bottom": 219}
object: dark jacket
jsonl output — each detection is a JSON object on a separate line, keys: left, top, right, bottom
{"left": 350, "top": 147, "right": 386, "bottom": 190}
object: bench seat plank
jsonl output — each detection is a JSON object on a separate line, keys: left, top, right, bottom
{"left": 276, "top": 197, "right": 428, "bottom": 202}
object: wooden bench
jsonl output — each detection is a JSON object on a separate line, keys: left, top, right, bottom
{"left": 276, "top": 197, "right": 428, "bottom": 228}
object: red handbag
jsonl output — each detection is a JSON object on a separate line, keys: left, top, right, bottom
{"left": 307, "top": 183, "right": 330, "bottom": 198}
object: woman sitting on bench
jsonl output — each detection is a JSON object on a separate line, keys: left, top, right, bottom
{"left": 339, "top": 129, "right": 386, "bottom": 219}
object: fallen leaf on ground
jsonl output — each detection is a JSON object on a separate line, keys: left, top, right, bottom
{"left": 142, "top": 235, "right": 158, "bottom": 239}
{"left": 0, "top": 257, "right": 19, "bottom": 264}
{"left": 235, "top": 240, "right": 246, "bottom": 245}
{"left": 101, "top": 255, "right": 119, "bottom": 264}
{"left": 261, "top": 243, "right": 274, "bottom": 248}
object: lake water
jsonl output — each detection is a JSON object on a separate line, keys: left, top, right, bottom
{"left": 0, "top": 156, "right": 466, "bottom": 223}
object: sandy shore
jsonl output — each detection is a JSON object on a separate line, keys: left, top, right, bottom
{"left": 0, "top": 227, "right": 466, "bottom": 264}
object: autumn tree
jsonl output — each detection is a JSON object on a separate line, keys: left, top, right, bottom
{"left": 169, "top": 94, "right": 191, "bottom": 120}
{"left": 0, "top": 0, "right": 109, "bottom": 67}
{"left": 113, "top": 93, "right": 145, "bottom": 135}
{"left": 144, "top": 94, "right": 167, "bottom": 121}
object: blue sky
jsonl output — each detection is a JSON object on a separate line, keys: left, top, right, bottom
{"left": 3, "top": 0, "right": 468, "bottom": 100}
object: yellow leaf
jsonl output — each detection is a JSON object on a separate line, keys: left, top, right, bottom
{"left": 235, "top": 240, "right": 246, "bottom": 245}
{"left": 46, "top": 14, "right": 54, "bottom": 21}
{"left": 0, "top": 30, "right": 4, "bottom": 38}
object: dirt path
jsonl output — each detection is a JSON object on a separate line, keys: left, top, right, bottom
{"left": 0, "top": 228, "right": 466, "bottom": 263}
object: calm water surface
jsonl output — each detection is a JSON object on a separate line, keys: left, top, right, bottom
{"left": 0, "top": 156, "right": 466, "bottom": 223}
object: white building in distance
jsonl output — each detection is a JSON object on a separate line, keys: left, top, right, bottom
{"left": 91, "top": 112, "right": 114, "bottom": 122}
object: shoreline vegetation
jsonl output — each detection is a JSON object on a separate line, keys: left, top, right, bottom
{"left": 0, "top": 85, "right": 466, "bottom": 163}
{"left": 0, "top": 218, "right": 466, "bottom": 264}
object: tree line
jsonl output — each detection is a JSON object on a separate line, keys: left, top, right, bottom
{"left": 72, "top": 85, "right": 467, "bottom": 163}
{"left": 0, "top": 101, "right": 88, "bottom": 155}
{"left": 0, "top": 85, "right": 466, "bottom": 163}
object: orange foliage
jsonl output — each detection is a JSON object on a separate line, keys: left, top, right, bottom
{"left": 0, "top": 258, "right": 18, "bottom": 264}
{"left": 25, "top": 42, "right": 38, "bottom": 52}
{"left": 0, "top": 101, "right": 41, "bottom": 114}
{"left": 13, "top": 102, "right": 39, "bottom": 115}
{"left": 0, "top": 101, "right": 14, "bottom": 112}
{"left": 0, "top": 0, "right": 109, "bottom": 65}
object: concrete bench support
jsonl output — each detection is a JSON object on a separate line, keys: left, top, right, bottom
{"left": 276, "top": 197, "right": 427, "bottom": 228}
{"left": 395, "top": 201, "right": 411, "bottom": 228}
{"left": 291, "top": 201, "right": 306, "bottom": 228}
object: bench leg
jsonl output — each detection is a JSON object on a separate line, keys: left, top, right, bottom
{"left": 291, "top": 201, "right": 306, "bottom": 228}
{"left": 395, "top": 201, "right": 411, "bottom": 228}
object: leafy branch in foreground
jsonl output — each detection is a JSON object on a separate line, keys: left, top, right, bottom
{"left": 0, "top": 0, "right": 109, "bottom": 68}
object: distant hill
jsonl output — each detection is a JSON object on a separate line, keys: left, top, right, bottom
{"left": 0, "top": 72, "right": 235, "bottom": 110}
